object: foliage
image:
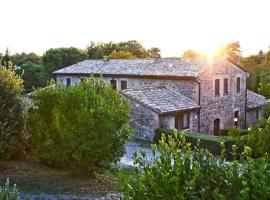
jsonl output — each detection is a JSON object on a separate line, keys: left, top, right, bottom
{"left": 15, "top": 62, "right": 46, "bottom": 93}
{"left": 42, "top": 47, "right": 87, "bottom": 80}
{"left": 0, "top": 179, "right": 19, "bottom": 200}
{"left": 122, "top": 130, "right": 270, "bottom": 200}
{"left": 27, "top": 78, "right": 131, "bottom": 176}
{"left": 216, "top": 41, "right": 241, "bottom": 64}
{"left": 147, "top": 47, "right": 161, "bottom": 58}
{"left": 239, "top": 50, "right": 266, "bottom": 91}
{"left": 0, "top": 48, "right": 13, "bottom": 69}
{"left": 258, "top": 69, "right": 270, "bottom": 99}
{"left": 107, "top": 50, "right": 136, "bottom": 59}
{"left": 263, "top": 104, "right": 270, "bottom": 119}
{"left": 238, "top": 118, "right": 270, "bottom": 157}
{"left": 12, "top": 52, "right": 42, "bottom": 66}
{"left": 0, "top": 66, "right": 27, "bottom": 159}
{"left": 227, "top": 127, "right": 241, "bottom": 137}
{"left": 86, "top": 40, "right": 159, "bottom": 59}
{"left": 182, "top": 50, "right": 201, "bottom": 58}
{"left": 154, "top": 128, "right": 237, "bottom": 159}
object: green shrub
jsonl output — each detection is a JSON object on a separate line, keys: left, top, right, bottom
{"left": 0, "top": 179, "right": 19, "bottom": 200}
{"left": 0, "top": 66, "right": 27, "bottom": 159}
{"left": 155, "top": 128, "right": 237, "bottom": 159}
{"left": 27, "top": 78, "right": 131, "bottom": 176}
{"left": 122, "top": 130, "right": 270, "bottom": 199}
{"left": 238, "top": 118, "right": 270, "bottom": 157}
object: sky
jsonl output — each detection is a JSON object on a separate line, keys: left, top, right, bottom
{"left": 0, "top": 0, "right": 270, "bottom": 57}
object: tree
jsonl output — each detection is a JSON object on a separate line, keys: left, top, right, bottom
{"left": 1, "top": 48, "right": 13, "bottom": 69}
{"left": 86, "top": 40, "right": 159, "bottom": 59}
{"left": 216, "top": 42, "right": 241, "bottom": 64}
{"left": 258, "top": 69, "right": 270, "bottom": 99}
{"left": 182, "top": 50, "right": 201, "bottom": 58}
{"left": 265, "top": 46, "right": 270, "bottom": 68}
{"left": 28, "top": 78, "right": 131, "bottom": 176}
{"left": 148, "top": 47, "right": 161, "bottom": 58}
{"left": 240, "top": 50, "right": 267, "bottom": 91}
{"left": 15, "top": 61, "right": 46, "bottom": 93}
{"left": 42, "top": 47, "right": 87, "bottom": 80}
{"left": 107, "top": 50, "right": 135, "bottom": 59}
{"left": 13, "top": 52, "right": 42, "bottom": 66}
{"left": 0, "top": 66, "right": 27, "bottom": 159}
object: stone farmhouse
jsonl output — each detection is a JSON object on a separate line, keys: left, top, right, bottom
{"left": 53, "top": 57, "right": 270, "bottom": 141}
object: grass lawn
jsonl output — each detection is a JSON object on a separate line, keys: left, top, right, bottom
{"left": 0, "top": 154, "right": 129, "bottom": 196}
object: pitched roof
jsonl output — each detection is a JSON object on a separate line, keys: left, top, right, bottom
{"left": 121, "top": 87, "right": 200, "bottom": 115}
{"left": 247, "top": 90, "right": 270, "bottom": 110}
{"left": 53, "top": 58, "right": 212, "bottom": 78}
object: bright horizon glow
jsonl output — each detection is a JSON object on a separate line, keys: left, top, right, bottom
{"left": 0, "top": 0, "right": 270, "bottom": 58}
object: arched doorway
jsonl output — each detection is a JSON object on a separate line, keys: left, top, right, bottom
{"left": 213, "top": 118, "right": 220, "bottom": 136}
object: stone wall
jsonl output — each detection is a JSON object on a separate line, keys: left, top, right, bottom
{"left": 246, "top": 108, "right": 262, "bottom": 127}
{"left": 198, "top": 60, "right": 248, "bottom": 134}
{"left": 56, "top": 75, "right": 199, "bottom": 102}
{"left": 127, "top": 99, "right": 160, "bottom": 141}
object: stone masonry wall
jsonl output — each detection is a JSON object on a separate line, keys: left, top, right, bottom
{"left": 246, "top": 108, "right": 262, "bottom": 127}
{"left": 56, "top": 75, "right": 199, "bottom": 102}
{"left": 198, "top": 60, "right": 247, "bottom": 134}
{"left": 128, "top": 100, "right": 160, "bottom": 141}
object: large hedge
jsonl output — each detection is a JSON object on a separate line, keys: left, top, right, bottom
{"left": 123, "top": 131, "right": 270, "bottom": 199}
{"left": 155, "top": 128, "right": 238, "bottom": 159}
{"left": 28, "top": 79, "right": 131, "bottom": 176}
{"left": 0, "top": 66, "right": 27, "bottom": 159}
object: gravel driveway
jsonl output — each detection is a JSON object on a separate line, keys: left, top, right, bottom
{"left": 118, "top": 141, "right": 160, "bottom": 168}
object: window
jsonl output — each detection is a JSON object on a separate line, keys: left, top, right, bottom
{"left": 224, "top": 78, "right": 228, "bottom": 95}
{"left": 121, "top": 80, "right": 127, "bottom": 90}
{"left": 256, "top": 109, "right": 260, "bottom": 120}
{"left": 175, "top": 113, "right": 189, "bottom": 130}
{"left": 215, "top": 79, "right": 220, "bottom": 96}
{"left": 110, "top": 79, "right": 117, "bottom": 90}
{"left": 66, "top": 78, "right": 71, "bottom": 86}
{"left": 236, "top": 77, "right": 240, "bottom": 93}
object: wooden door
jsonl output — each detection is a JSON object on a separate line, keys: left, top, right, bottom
{"left": 213, "top": 119, "right": 220, "bottom": 136}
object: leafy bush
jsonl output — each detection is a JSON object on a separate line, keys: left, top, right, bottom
{"left": 28, "top": 79, "right": 131, "bottom": 176}
{"left": 238, "top": 117, "right": 270, "bottom": 157}
{"left": 122, "top": 130, "right": 270, "bottom": 199}
{"left": 221, "top": 128, "right": 249, "bottom": 137}
{"left": 0, "top": 179, "right": 19, "bottom": 200}
{"left": 155, "top": 128, "right": 236, "bottom": 159}
{"left": 0, "top": 66, "right": 27, "bottom": 159}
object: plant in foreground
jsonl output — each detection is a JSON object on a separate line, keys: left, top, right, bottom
{"left": 122, "top": 129, "right": 270, "bottom": 200}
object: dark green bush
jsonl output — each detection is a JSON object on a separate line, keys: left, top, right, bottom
{"left": 0, "top": 67, "right": 27, "bottom": 159}
{"left": 155, "top": 128, "right": 237, "bottom": 159}
{"left": 122, "top": 130, "right": 270, "bottom": 199}
{"left": 28, "top": 79, "right": 131, "bottom": 176}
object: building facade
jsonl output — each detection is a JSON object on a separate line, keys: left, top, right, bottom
{"left": 54, "top": 57, "right": 270, "bottom": 141}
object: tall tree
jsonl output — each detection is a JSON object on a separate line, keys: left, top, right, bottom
{"left": 42, "top": 47, "right": 87, "bottom": 80}
{"left": 216, "top": 42, "right": 241, "bottom": 64}
{"left": 15, "top": 61, "right": 46, "bottom": 93}
{"left": 13, "top": 52, "right": 42, "bottom": 66}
